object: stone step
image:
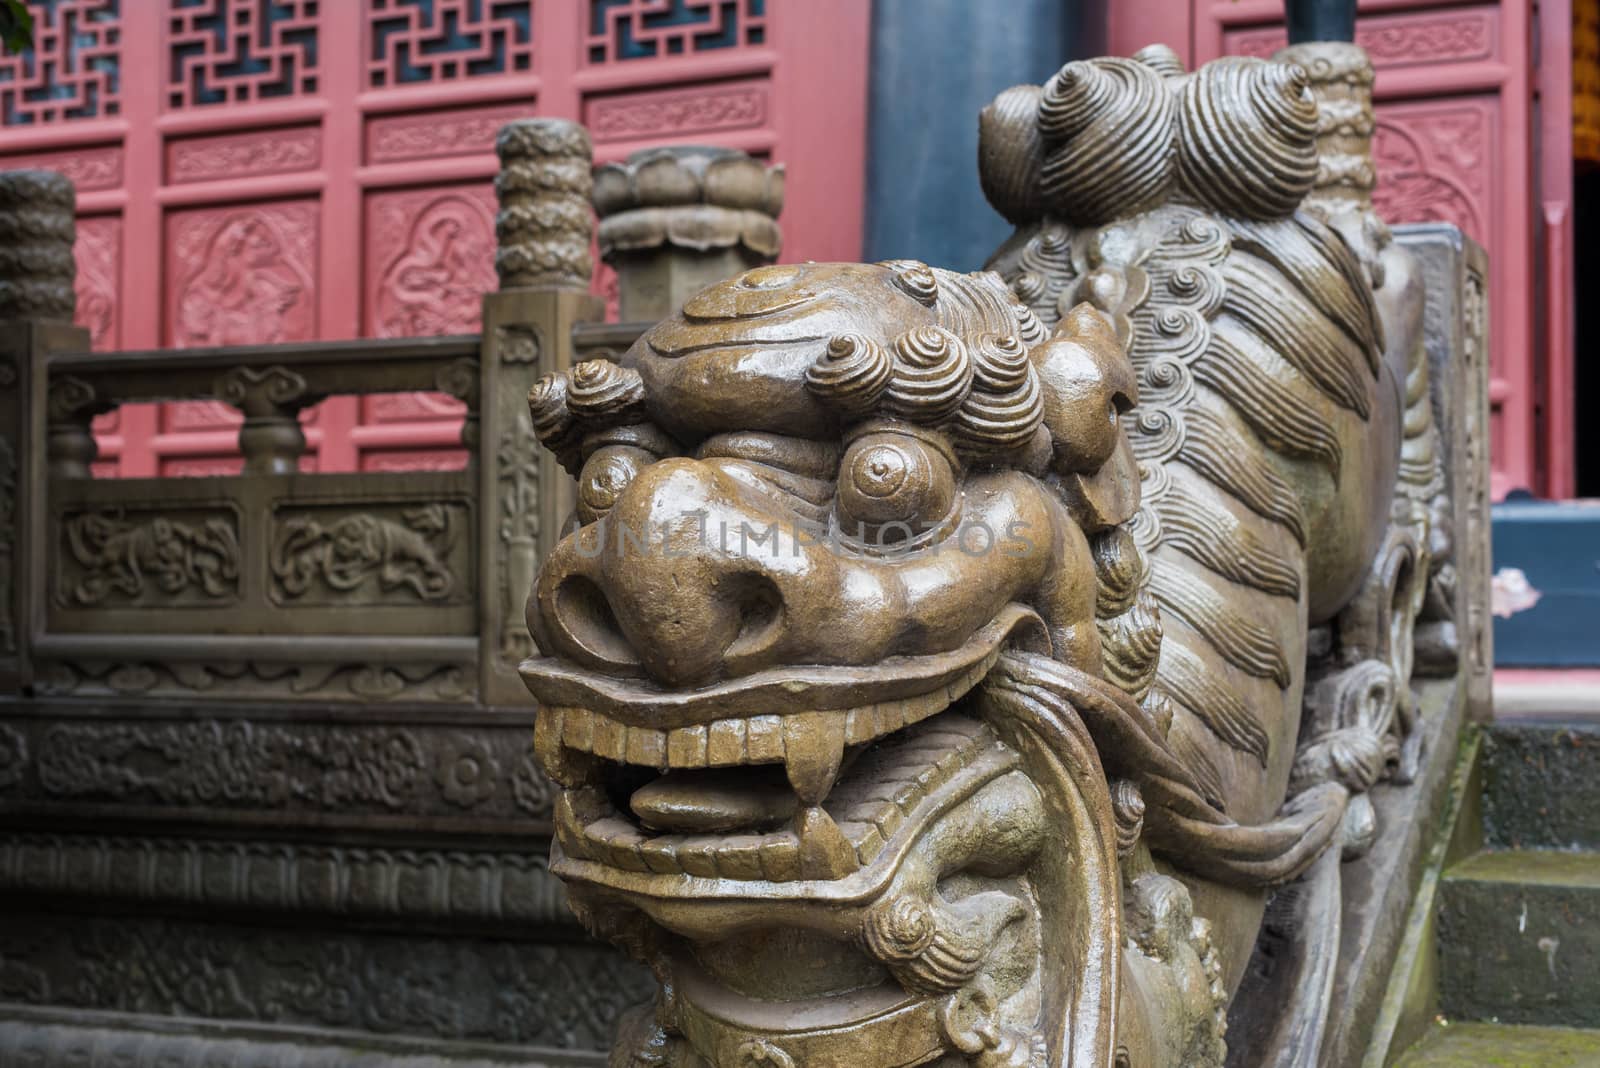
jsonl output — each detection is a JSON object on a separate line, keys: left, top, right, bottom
{"left": 1392, "top": 1022, "right": 1600, "bottom": 1067}
{"left": 1437, "top": 850, "right": 1600, "bottom": 1028}
{"left": 1481, "top": 723, "right": 1600, "bottom": 851}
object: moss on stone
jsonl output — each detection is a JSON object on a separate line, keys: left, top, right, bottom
{"left": 1393, "top": 1022, "right": 1600, "bottom": 1067}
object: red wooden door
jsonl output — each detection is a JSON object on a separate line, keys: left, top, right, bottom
{"left": 1108, "top": 0, "right": 1574, "bottom": 500}
{"left": 0, "top": 0, "right": 869, "bottom": 475}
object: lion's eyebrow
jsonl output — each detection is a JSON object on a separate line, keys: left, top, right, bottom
{"left": 710, "top": 463, "right": 837, "bottom": 529}
{"left": 696, "top": 432, "right": 840, "bottom": 481}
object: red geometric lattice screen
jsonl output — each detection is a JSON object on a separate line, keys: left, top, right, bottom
{"left": 0, "top": 0, "right": 869, "bottom": 476}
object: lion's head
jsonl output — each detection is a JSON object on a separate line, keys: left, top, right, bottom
{"left": 520, "top": 261, "right": 1174, "bottom": 1067}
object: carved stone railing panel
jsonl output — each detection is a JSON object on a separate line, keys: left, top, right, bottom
{"left": 44, "top": 472, "right": 476, "bottom": 635}
{"left": 269, "top": 501, "right": 473, "bottom": 608}
{"left": 20, "top": 336, "right": 487, "bottom": 702}
{"left": 56, "top": 503, "right": 242, "bottom": 609}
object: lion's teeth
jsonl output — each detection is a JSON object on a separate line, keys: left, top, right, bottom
{"left": 707, "top": 718, "right": 748, "bottom": 766}
{"left": 795, "top": 805, "right": 859, "bottom": 878}
{"left": 781, "top": 710, "right": 848, "bottom": 805}
{"left": 553, "top": 792, "right": 590, "bottom": 856}
{"left": 540, "top": 665, "right": 988, "bottom": 774}
{"left": 535, "top": 707, "right": 593, "bottom": 787}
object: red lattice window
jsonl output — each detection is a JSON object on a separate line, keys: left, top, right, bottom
{"left": 3, "top": 0, "right": 867, "bottom": 480}
{"left": 586, "top": 0, "right": 765, "bottom": 65}
{"left": 167, "top": 0, "right": 319, "bottom": 109}
{"left": 367, "top": 0, "right": 535, "bottom": 88}
{"left": 0, "top": 0, "right": 120, "bottom": 126}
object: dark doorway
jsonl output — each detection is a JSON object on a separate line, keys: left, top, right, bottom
{"left": 1575, "top": 166, "right": 1600, "bottom": 496}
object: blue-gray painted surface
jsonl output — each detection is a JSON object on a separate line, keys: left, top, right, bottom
{"left": 864, "top": 0, "right": 1082, "bottom": 271}
{"left": 1491, "top": 499, "right": 1600, "bottom": 667}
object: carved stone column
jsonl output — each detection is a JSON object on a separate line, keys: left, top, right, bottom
{"left": 1275, "top": 41, "right": 1375, "bottom": 218}
{"left": 0, "top": 169, "right": 91, "bottom": 692}
{"left": 478, "top": 119, "right": 604, "bottom": 706}
{"left": 594, "top": 146, "right": 784, "bottom": 322}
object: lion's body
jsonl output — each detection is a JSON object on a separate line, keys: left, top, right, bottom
{"left": 989, "top": 204, "right": 1400, "bottom": 992}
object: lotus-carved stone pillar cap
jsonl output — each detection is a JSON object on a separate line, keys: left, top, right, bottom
{"left": 592, "top": 146, "right": 784, "bottom": 260}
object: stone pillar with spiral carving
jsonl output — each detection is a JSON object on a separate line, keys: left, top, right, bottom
{"left": 480, "top": 121, "right": 604, "bottom": 705}
{"left": 0, "top": 170, "right": 76, "bottom": 324}
{"left": 0, "top": 170, "right": 93, "bottom": 692}
{"left": 494, "top": 119, "right": 596, "bottom": 292}
{"left": 1275, "top": 41, "right": 1376, "bottom": 217}
{"left": 594, "top": 147, "right": 784, "bottom": 322}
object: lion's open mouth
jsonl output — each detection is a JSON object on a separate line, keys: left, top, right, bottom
{"left": 553, "top": 712, "right": 1020, "bottom": 889}
{"left": 520, "top": 605, "right": 1049, "bottom": 890}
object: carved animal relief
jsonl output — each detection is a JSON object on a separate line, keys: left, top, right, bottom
{"left": 270, "top": 502, "right": 465, "bottom": 605}
{"left": 58, "top": 508, "right": 241, "bottom": 607}
{"left": 518, "top": 43, "right": 1451, "bottom": 1068}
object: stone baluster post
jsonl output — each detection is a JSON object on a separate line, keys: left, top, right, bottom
{"left": 0, "top": 170, "right": 92, "bottom": 692}
{"left": 215, "top": 365, "right": 313, "bottom": 476}
{"left": 435, "top": 356, "right": 481, "bottom": 464}
{"left": 594, "top": 147, "right": 784, "bottom": 323}
{"left": 478, "top": 119, "right": 603, "bottom": 706}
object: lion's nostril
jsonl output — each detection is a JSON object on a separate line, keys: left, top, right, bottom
{"left": 723, "top": 574, "right": 786, "bottom": 672}
{"left": 553, "top": 575, "right": 642, "bottom": 671}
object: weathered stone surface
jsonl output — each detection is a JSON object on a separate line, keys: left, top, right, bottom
{"left": 1481, "top": 723, "right": 1600, "bottom": 851}
{"left": 1438, "top": 850, "right": 1600, "bottom": 1027}
{"left": 1392, "top": 223, "right": 1492, "bottom": 717}
{"left": 1314, "top": 677, "right": 1467, "bottom": 1068}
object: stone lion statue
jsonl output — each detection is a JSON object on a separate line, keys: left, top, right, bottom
{"left": 519, "top": 41, "right": 1445, "bottom": 1068}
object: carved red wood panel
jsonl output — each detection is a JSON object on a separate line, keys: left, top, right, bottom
{"left": 0, "top": 0, "right": 870, "bottom": 476}
{"left": 1109, "top": 0, "right": 1573, "bottom": 500}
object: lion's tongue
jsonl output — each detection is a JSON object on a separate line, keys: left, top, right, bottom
{"left": 630, "top": 766, "right": 797, "bottom": 833}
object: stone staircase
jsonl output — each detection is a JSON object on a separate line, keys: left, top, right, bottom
{"left": 1387, "top": 722, "right": 1600, "bottom": 1066}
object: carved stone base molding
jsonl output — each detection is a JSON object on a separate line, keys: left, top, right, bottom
{"left": 0, "top": 910, "right": 652, "bottom": 1052}
{"left": 0, "top": 704, "right": 556, "bottom": 831}
{"left": 0, "top": 1007, "right": 607, "bottom": 1067}
{"left": 0, "top": 832, "right": 572, "bottom": 928}
{"left": 31, "top": 657, "right": 478, "bottom": 704}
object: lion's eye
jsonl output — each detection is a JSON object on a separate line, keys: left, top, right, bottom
{"left": 836, "top": 430, "right": 956, "bottom": 546}
{"left": 577, "top": 445, "right": 653, "bottom": 525}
